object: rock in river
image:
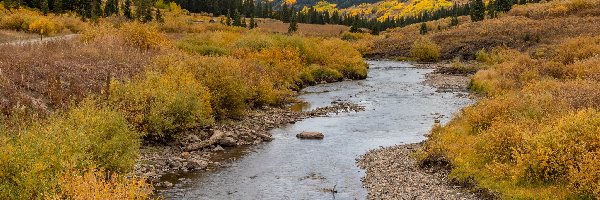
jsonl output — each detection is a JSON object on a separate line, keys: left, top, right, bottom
{"left": 296, "top": 131, "right": 324, "bottom": 139}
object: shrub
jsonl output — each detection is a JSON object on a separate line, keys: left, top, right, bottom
{"left": 109, "top": 64, "right": 213, "bottom": 139}
{"left": 119, "top": 22, "right": 168, "bottom": 50}
{"left": 177, "top": 43, "right": 229, "bottom": 56}
{"left": 57, "top": 168, "right": 153, "bottom": 200}
{"left": 173, "top": 56, "right": 252, "bottom": 119}
{"left": 309, "top": 65, "right": 344, "bottom": 83}
{"left": 28, "top": 17, "right": 60, "bottom": 37}
{"left": 410, "top": 37, "right": 441, "bottom": 62}
{"left": 0, "top": 99, "right": 141, "bottom": 199}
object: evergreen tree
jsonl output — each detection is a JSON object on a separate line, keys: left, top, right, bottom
{"left": 232, "top": 9, "right": 242, "bottom": 26}
{"left": 241, "top": 17, "right": 247, "bottom": 28}
{"left": 226, "top": 10, "right": 232, "bottom": 26}
{"left": 41, "top": 0, "right": 49, "bottom": 15}
{"left": 419, "top": 22, "right": 428, "bottom": 35}
{"left": 470, "top": 0, "right": 485, "bottom": 22}
{"left": 288, "top": 13, "right": 298, "bottom": 34}
{"left": 249, "top": 16, "right": 256, "bottom": 29}
{"left": 52, "top": 0, "right": 62, "bottom": 13}
{"left": 156, "top": 8, "right": 164, "bottom": 23}
{"left": 349, "top": 21, "right": 360, "bottom": 33}
{"left": 488, "top": 0, "right": 497, "bottom": 18}
{"left": 123, "top": 0, "right": 132, "bottom": 19}
{"left": 450, "top": 15, "right": 459, "bottom": 26}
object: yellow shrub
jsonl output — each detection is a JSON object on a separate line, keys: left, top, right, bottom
{"left": 119, "top": 22, "right": 169, "bottom": 50}
{"left": 0, "top": 99, "right": 141, "bottom": 199}
{"left": 410, "top": 37, "right": 440, "bottom": 62}
{"left": 552, "top": 36, "right": 600, "bottom": 64}
{"left": 57, "top": 168, "right": 153, "bottom": 200}
{"left": 28, "top": 17, "right": 60, "bottom": 37}
{"left": 109, "top": 63, "right": 213, "bottom": 139}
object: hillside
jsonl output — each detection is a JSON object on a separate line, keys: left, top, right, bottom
{"left": 276, "top": 0, "right": 380, "bottom": 9}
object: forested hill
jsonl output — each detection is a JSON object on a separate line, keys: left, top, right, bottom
{"left": 274, "top": 0, "right": 380, "bottom": 9}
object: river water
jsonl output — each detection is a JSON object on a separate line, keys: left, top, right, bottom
{"left": 159, "top": 61, "right": 472, "bottom": 200}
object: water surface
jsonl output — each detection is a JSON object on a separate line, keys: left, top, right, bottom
{"left": 160, "top": 61, "right": 472, "bottom": 200}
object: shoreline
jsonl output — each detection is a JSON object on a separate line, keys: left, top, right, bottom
{"left": 135, "top": 100, "right": 366, "bottom": 187}
{"left": 356, "top": 62, "right": 482, "bottom": 199}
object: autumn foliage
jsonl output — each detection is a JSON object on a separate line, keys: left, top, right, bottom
{"left": 0, "top": 6, "right": 367, "bottom": 198}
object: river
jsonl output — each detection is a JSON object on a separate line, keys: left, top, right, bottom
{"left": 158, "top": 60, "right": 472, "bottom": 200}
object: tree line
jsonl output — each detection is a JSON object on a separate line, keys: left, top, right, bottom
{"left": 2, "top": 0, "right": 543, "bottom": 32}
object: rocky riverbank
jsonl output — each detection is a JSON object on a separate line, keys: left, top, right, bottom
{"left": 356, "top": 62, "right": 480, "bottom": 199}
{"left": 357, "top": 143, "right": 479, "bottom": 200}
{"left": 135, "top": 101, "right": 365, "bottom": 187}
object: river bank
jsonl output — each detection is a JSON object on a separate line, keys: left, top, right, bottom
{"left": 356, "top": 61, "right": 484, "bottom": 199}
{"left": 135, "top": 100, "right": 365, "bottom": 187}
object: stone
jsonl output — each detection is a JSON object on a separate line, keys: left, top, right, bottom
{"left": 186, "top": 159, "right": 208, "bottom": 170}
{"left": 219, "top": 137, "right": 237, "bottom": 147}
{"left": 180, "top": 151, "right": 191, "bottom": 159}
{"left": 296, "top": 131, "right": 324, "bottom": 139}
{"left": 212, "top": 145, "right": 225, "bottom": 152}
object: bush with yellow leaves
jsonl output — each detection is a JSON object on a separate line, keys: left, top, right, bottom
{"left": 56, "top": 168, "right": 153, "bottom": 200}
{"left": 410, "top": 37, "right": 441, "bottom": 62}
{"left": 0, "top": 99, "right": 141, "bottom": 199}
{"left": 421, "top": 36, "right": 600, "bottom": 199}
{"left": 28, "top": 17, "right": 59, "bottom": 38}
{"left": 109, "top": 63, "right": 213, "bottom": 139}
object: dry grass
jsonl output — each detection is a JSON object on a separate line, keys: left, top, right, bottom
{"left": 0, "top": 38, "right": 155, "bottom": 116}
{"left": 370, "top": 13, "right": 600, "bottom": 59}
{"left": 0, "top": 30, "right": 38, "bottom": 43}
{"left": 255, "top": 18, "right": 349, "bottom": 37}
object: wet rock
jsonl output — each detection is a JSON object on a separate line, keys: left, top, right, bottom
{"left": 296, "top": 131, "right": 324, "bottom": 139}
{"left": 186, "top": 159, "right": 208, "bottom": 170}
{"left": 212, "top": 145, "right": 225, "bottom": 152}
{"left": 219, "top": 137, "right": 237, "bottom": 147}
{"left": 162, "top": 181, "right": 173, "bottom": 188}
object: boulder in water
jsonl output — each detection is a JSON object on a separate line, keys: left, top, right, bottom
{"left": 296, "top": 131, "right": 324, "bottom": 139}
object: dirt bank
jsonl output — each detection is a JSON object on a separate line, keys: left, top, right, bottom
{"left": 135, "top": 101, "right": 365, "bottom": 186}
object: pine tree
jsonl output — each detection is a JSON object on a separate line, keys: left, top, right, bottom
{"left": 232, "top": 9, "right": 242, "bottom": 26}
{"left": 249, "top": 16, "right": 256, "bottom": 29}
{"left": 470, "top": 0, "right": 485, "bottom": 22}
{"left": 41, "top": 0, "right": 49, "bottom": 15}
{"left": 226, "top": 10, "right": 232, "bottom": 26}
{"left": 156, "top": 8, "right": 164, "bottom": 23}
{"left": 450, "top": 16, "right": 459, "bottom": 26}
{"left": 349, "top": 21, "right": 360, "bottom": 33}
{"left": 241, "top": 17, "right": 247, "bottom": 28}
{"left": 288, "top": 13, "right": 298, "bottom": 34}
{"left": 419, "top": 22, "right": 428, "bottom": 35}
{"left": 488, "top": 0, "right": 497, "bottom": 18}
{"left": 123, "top": 0, "right": 132, "bottom": 19}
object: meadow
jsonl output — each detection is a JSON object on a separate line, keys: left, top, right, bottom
{"left": 0, "top": 4, "right": 367, "bottom": 199}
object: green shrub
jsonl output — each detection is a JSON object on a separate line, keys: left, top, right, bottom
{"left": 177, "top": 43, "right": 229, "bottom": 56}
{"left": 310, "top": 65, "right": 344, "bottom": 83}
{"left": 0, "top": 99, "right": 141, "bottom": 199}
{"left": 109, "top": 64, "right": 213, "bottom": 139}
{"left": 410, "top": 37, "right": 441, "bottom": 62}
